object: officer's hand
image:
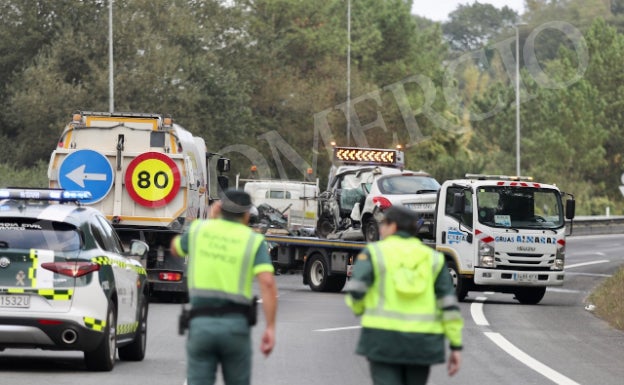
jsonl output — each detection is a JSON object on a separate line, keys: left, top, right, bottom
{"left": 448, "top": 350, "right": 461, "bottom": 376}
{"left": 260, "top": 326, "right": 275, "bottom": 357}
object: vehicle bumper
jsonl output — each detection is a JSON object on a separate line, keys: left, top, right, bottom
{"left": 474, "top": 268, "right": 565, "bottom": 286}
{"left": 0, "top": 317, "right": 105, "bottom": 351}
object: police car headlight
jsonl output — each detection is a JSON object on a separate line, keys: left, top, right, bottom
{"left": 479, "top": 240, "right": 495, "bottom": 267}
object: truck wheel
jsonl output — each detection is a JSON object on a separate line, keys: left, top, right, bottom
{"left": 118, "top": 293, "right": 148, "bottom": 361}
{"left": 363, "top": 219, "right": 380, "bottom": 242}
{"left": 316, "top": 216, "right": 334, "bottom": 239}
{"left": 306, "top": 254, "right": 329, "bottom": 292}
{"left": 326, "top": 276, "right": 347, "bottom": 293}
{"left": 447, "top": 260, "right": 468, "bottom": 301}
{"left": 514, "top": 287, "right": 546, "bottom": 305}
{"left": 84, "top": 301, "right": 117, "bottom": 371}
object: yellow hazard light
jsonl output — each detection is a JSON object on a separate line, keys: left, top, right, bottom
{"left": 72, "top": 113, "right": 82, "bottom": 123}
{"left": 333, "top": 146, "right": 404, "bottom": 168}
{"left": 306, "top": 167, "right": 313, "bottom": 175}
{"left": 250, "top": 165, "right": 258, "bottom": 172}
{"left": 163, "top": 117, "right": 173, "bottom": 127}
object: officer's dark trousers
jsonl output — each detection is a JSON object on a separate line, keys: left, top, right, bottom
{"left": 369, "top": 360, "right": 431, "bottom": 385}
{"left": 186, "top": 314, "right": 251, "bottom": 385}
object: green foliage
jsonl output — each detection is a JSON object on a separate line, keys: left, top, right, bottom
{"left": 0, "top": 160, "right": 48, "bottom": 188}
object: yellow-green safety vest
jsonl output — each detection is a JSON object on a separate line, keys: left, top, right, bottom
{"left": 359, "top": 236, "right": 445, "bottom": 334}
{"left": 186, "top": 219, "right": 264, "bottom": 305}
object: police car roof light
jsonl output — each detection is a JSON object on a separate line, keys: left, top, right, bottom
{"left": 0, "top": 188, "right": 93, "bottom": 203}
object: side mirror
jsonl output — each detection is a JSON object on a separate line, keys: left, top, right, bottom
{"left": 452, "top": 192, "right": 466, "bottom": 214}
{"left": 217, "top": 157, "right": 230, "bottom": 173}
{"left": 565, "top": 198, "right": 575, "bottom": 220}
{"left": 129, "top": 240, "right": 149, "bottom": 259}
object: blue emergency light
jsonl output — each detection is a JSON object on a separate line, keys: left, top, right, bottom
{"left": 0, "top": 188, "right": 93, "bottom": 203}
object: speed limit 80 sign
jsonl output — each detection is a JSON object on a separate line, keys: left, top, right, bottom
{"left": 125, "top": 152, "right": 181, "bottom": 207}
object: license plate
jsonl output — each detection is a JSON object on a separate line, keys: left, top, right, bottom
{"left": 406, "top": 203, "right": 435, "bottom": 211}
{"left": 515, "top": 273, "right": 538, "bottom": 282}
{"left": 0, "top": 294, "right": 30, "bottom": 308}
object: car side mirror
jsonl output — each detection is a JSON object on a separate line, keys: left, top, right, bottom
{"left": 130, "top": 240, "right": 149, "bottom": 259}
{"left": 565, "top": 198, "right": 575, "bottom": 220}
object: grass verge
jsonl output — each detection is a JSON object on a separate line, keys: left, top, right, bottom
{"left": 587, "top": 266, "right": 624, "bottom": 331}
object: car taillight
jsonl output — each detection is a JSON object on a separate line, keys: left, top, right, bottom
{"left": 372, "top": 196, "right": 392, "bottom": 210}
{"left": 41, "top": 262, "right": 100, "bottom": 277}
{"left": 159, "top": 272, "right": 183, "bottom": 281}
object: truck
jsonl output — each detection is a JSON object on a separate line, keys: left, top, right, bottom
{"left": 48, "top": 111, "right": 231, "bottom": 300}
{"left": 268, "top": 171, "right": 576, "bottom": 305}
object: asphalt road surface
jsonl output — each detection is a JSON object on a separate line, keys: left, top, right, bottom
{"left": 1, "top": 233, "right": 624, "bottom": 385}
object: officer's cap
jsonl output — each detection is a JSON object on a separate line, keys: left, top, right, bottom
{"left": 220, "top": 188, "right": 252, "bottom": 214}
{"left": 383, "top": 205, "right": 418, "bottom": 234}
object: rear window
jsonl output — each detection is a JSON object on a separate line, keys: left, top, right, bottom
{"left": 377, "top": 175, "right": 440, "bottom": 194}
{"left": 0, "top": 218, "right": 81, "bottom": 252}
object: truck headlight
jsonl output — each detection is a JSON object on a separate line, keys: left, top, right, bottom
{"left": 479, "top": 240, "right": 495, "bottom": 267}
{"left": 552, "top": 245, "right": 565, "bottom": 271}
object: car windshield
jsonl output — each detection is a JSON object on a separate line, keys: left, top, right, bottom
{"left": 0, "top": 218, "right": 81, "bottom": 251}
{"left": 476, "top": 187, "right": 564, "bottom": 229}
{"left": 377, "top": 175, "right": 440, "bottom": 194}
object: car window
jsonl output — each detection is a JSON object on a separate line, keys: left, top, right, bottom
{"left": 95, "top": 215, "right": 124, "bottom": 254}
{"left": 0, "top": 218, "right": 81, "bottom": 252}
{"left": 378, "top": 175, "right": 440, "bottom": 194}
{"left": 445, "top": 187, "right": 473, "bottom": 228}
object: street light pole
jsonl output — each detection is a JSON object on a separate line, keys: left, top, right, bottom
{"left": 346, "top": 0, "right": 351, "bottom": 146}
{"left": 514, "top": 23, "right": 526, "bottom": 176}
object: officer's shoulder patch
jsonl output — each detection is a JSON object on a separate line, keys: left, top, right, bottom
{"left": 357, "top": 253, "right": 368, "bottom": 261}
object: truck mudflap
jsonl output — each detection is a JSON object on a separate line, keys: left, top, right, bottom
{"left": 473, "top": 268, "right": 565, "bottom": 286}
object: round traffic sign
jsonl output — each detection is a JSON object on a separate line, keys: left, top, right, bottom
{"left": 124, "top": 152, "right": 181, "bottom": 207}
{"left": 58, "top": 149, "right": 114, "bottom": 204}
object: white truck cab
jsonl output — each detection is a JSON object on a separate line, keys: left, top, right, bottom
{"left": 436, "top": 174, "right": 576, "bottom": 304}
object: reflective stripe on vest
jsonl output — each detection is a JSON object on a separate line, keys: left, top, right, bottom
{"left": 187, "top": 219, "right": 262, "bottom": 305}
{"left": 361, "top": 237, "right": 445, "bottom": 333}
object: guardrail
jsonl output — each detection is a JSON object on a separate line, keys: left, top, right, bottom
{"left": 568, "top": 216, "right": 624, "bottom": 236}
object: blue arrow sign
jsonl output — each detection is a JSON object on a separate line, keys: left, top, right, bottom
{"left": 58, "top": 149, "right": 114, "bottom": 204}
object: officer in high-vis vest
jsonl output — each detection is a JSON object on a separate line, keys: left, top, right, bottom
{"left": 170, "top": 189, "right": 277, "bottom": 385}
{"left": 345, "top": 205, "right": 463, "bottom": 385}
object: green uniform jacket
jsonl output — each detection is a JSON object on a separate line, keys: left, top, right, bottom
{"left": 345, "top": 232, "right": 463, "bottom": 365}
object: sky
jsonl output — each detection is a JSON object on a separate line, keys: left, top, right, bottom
{"left": 412, "top": 0, "right": 525, "bottom": 21}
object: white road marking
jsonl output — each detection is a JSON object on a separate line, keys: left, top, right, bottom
{"left": 485, "top": 332, "right": 581, "bottom": 385}
{"left": 470, "top": 297, "right": 489, "bottom": 326}
{"left": 566, "top": 260, "right": 609, "bottom": 269}
{"left": 314, "top": 325, "right": 362, "bottom": 332}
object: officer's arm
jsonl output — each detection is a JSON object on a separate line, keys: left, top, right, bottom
{"left": 169, "top": 232, "right": 188, "bottom": 258}
{"left": 434, "top": 260, "right": 464, "bottom": 351}
{"left": 344, "top": 248, "right": 374, "bottom": 315}
{"left": 253, "top": 239, "right": 277, "bottom": 356}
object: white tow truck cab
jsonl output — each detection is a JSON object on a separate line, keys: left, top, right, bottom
{"left": 437, "top": 174, "right": 576, "bottom": 304}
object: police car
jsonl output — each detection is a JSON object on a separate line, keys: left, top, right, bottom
{"left": 0, "top": 188, "right": 149, "bottom": 371}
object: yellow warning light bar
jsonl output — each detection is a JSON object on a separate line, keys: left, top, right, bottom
{"left": 333, "top": 147, "right": 404, "bottom": 168}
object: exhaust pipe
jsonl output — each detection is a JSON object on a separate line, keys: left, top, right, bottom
{"left": 61, "top": 329, "right": 78, "bottom": 345}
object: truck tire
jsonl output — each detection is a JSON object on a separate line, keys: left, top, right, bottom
{"left": 363, "top": 218, "right": 380, "bottom": 242}
{"left": 306, "top": 254, "right": 330, "bottom": 292}
{"left": 447, "top": 260, "right": 468, "bottom": 301}
{"left": 118, "top": 293, "right": 148, "bottom": 361}
{"left": 326, "top": 276, "right": 347, "bottom": 293}
{"left": 514, "top": 287, "right": 546, "bottom": 305}
{"left": 84, "top": 301, "right": 117, "bottom": 371}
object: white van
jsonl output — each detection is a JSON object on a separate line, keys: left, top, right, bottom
{"left": 236, "top": 178, "right": 319, "bottom": 232}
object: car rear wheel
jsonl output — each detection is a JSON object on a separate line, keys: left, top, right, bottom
{"left": 363, "top": 218, "right": 379, "bottom": 242}
{"left": 84, "top": 301, "right": 117, "bottom": 371}
{"left": 118, "top": 293, "right": 148, "bottom": 361}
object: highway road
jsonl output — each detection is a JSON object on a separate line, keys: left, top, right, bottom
{"left": 1, "top": 233, "right": 624, "bottom": 385}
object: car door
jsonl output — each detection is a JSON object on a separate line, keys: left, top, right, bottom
{"left": 91, "top": 215, "right": 137, "bottom": 330}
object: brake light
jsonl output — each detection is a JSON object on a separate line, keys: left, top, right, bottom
{"left": 41, "top": 262, "right": 100, "bottom": 277}
{"left": 372, "top": 196, "right": 392, "bottom": 210}
{"left": 159, "top": 272, "right": 182, "bottom": 281}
